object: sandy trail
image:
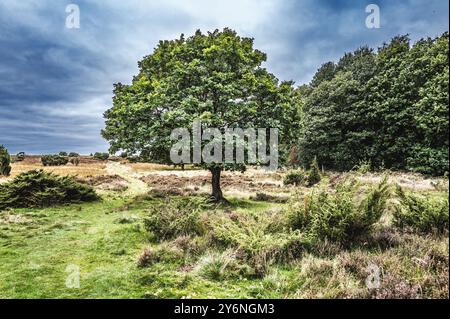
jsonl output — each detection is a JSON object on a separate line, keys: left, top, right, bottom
{"left": 105, "top": 162, "right": 150, "bottom": 196}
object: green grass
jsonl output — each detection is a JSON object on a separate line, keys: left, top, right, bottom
{"left": 0, "top": 190, "right": 448, "bottom": 299}
{"left": 0, "top": 196, "right": 286, "bottom": 298}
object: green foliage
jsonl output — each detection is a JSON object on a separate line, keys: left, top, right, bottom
{"left": 287, "top": 177, "right": 391, "bottom": 243}
{"left": 68, "top": 152, "right": 79, "bottom": 157}
{"left": 102, "top": 29, "right": 301, "bottom": 200}
{"left": 394, "top": 186, "right": 449, "bottom": 234}
{"left": 283, "top": 170, "right": 306, "bottom": 186}
{"left": 0, "top": 170, "right": 99, "bottom": 210}
{"left": 353, "top": 160, "right": 372, "bottom": 174}
{"left": 93, "top": 152, "right": 109, "bottom": 161}
{"left": 58, "top": 152, "right": 68, "bottom": 156}
{"left": 0, "top": 145, "right": 12, "bottom": 176}
{"left": 41, "top": 155, "right": 68, "bottom": 166}
{"left": 310, "top": 62, "right": 337, "bottom": 88}
{"left": 300, "top": 33, "right": 449, "bottom": 176}
{"left": 307, "top": 157, "right": 321, "bottom": 186}
{"left": 210, "top": 211, "right": 305, "bottom": 277}
{"left": 143, "top": 198, "right": 208, "bottom": 241}
{"left": 406, "top": 146, "right": 449, "bottom": 177}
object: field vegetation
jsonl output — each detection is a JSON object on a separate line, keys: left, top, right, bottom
{"left": 0, "top": 157, "right": 448, "bottom": 299}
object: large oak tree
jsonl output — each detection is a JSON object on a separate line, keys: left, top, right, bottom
{"left": 102, "top": 29, "right": 299, "bottom": 202}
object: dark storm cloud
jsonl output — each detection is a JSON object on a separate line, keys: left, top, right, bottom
{"left": 0, "top": 0, "right": 448, "bottom": 154}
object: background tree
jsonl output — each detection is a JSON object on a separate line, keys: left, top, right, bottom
{"left": 299, "top": 33, "right": 449, "bottom": 176}
{"left": 102, "top": 29, "right": 299, "bottom": 202}
{"left": 310, "top": 62, "right": 336, "bottom": 88}
{"left": 0, "top": 145, "right": 12, "bottom": 176}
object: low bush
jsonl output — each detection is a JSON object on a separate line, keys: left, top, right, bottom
{"left": 59, "top": 151, "right": 68, "bottom": 156}
{"left": 195, "top": 250, "right": 252, "bottom": 280}
{"left": 137, "top": 245, "right": 184, "bottom": 268}
{"left": 283, "top": 170, "right": 306, "bottom": 186}
{"left": 41, "top": 155, "right": 68, "bottom": 166}
{"left": 93, "top": 152, "right": 109, "bottom": 161}
{"left": 287, "top": 177, "right": 391, "bottom": 243}
{"left": 14, "top": 152, "right": 26, "bottom": 162}
{"left": 171, "top": 235, "right": 208, "bottom": 256}
{"left": 393, "top": 186, "right": 449, "bottom": 234}
{"left": 210, "top": 211, "right": 306, "bottom": 277}
{"left": 68, "top": 152, "right": 80, "bottom": 157}
{"left": 143, "top": 198, "right": 208, "bottom": 241}
{"left": 0, "top": 170, "right": 99, "bottom": 209}
{"left": 0, "top": 145, "right": 11, "bottom": 176}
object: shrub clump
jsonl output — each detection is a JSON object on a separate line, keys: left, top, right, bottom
{"left": 137, "top": 245, "right": 183, "bottom": 268}
{"left": 283, "top": 170, "right": 306, "bottom": 186}
{"left": 93, "top": 152, "right": 109, "bottom": 161}
{"left": 0, "top": 145, "right": 12, "bottom": 176}
{"left": 287, "top": 177, "right": 391, "bottom": 243}
{"left": 393, "top": 186, "right": 449, "bottom": 234}
{"left": 143, "top": 198, "right": 208, "bottom": 241}
{"left": 41, "top": 155, "right": 69, "bottom": 166}
{"left": 195, "top": 250, "right": 253, "bottom": 280}
{"left": 210, "top": 211, "right": 306, "bottom": 277}
{"left": 14, "top": 152, "right": 26, "bottom": 162}
{"left": 0, "top": 170, "right": 99, "bottom": 209}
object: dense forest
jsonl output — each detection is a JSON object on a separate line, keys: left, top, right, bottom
{"left": 294, "top": 32, "right": 449, "bottom": 176}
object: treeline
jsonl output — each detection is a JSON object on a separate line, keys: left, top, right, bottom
{"left": 294, "top": 32, "right": 449, "bottom": 176}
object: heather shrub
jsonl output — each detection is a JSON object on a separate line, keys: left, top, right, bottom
{"left": 394, "top": 186, "right": 449, "bottom": 234}
{"left": 137, "top": 245, "right": 184, "bottom": 268}
{"left": 171, "top": 235, "right": 208, "bottom": 256}
{"left": 41, "top": 154, "right": 68, "bottom": 166}
{"left": 143, "top": 198, "right": 208, "bottom": 241}
{"left": 0, "top": 145, "right": 11, "bottom": 176}
{"left": 0, "top": 170, "right": 99, "bottom": 209}
{"left": 287, "top": 177, "right": 391, "bottom": 243}
{"left": 283, "top": 170, "right": 306, "bottom": 186}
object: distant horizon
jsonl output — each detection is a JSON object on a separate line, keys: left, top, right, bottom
{"left": 1, "top": 0, "right": 448, "bottom": 154}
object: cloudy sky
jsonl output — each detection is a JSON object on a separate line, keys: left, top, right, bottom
{"left": 0, "top": 0, "right": 448, "bottom": 154}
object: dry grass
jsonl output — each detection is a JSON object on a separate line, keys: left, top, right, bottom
{"left": 354, "top": 172, "right": 448, "bottom": 192}
{"left": 128, "top": 163, "right": 176, "bottom": 172}
{"left": 1, "top": 156, "right": 106, "bottom": 182}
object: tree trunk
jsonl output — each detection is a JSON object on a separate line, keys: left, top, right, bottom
{"left": 210, "top": 167, "right": 225, "bottom": 203}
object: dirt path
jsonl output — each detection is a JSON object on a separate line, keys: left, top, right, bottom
{"left": 105, "top": 162, "right": 149, "bottom": 196}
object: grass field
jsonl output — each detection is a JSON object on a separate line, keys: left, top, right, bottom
{"left": 0, "top": 158, "right": 448, "bottom": 299}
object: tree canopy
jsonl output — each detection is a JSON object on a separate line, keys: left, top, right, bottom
{"left": 102, "top": 28, "right": 300, "bottom": 201}
{"left": 299, "top": 32, "right": 449, "bottom": 176}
